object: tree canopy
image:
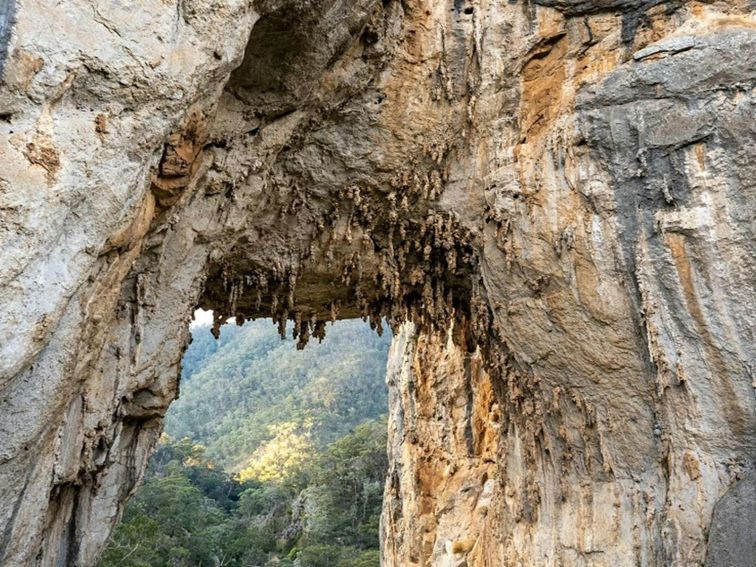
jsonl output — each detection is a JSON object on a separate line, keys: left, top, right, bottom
{"left": 99, "top": 318, "right": 390, "bottom": 567}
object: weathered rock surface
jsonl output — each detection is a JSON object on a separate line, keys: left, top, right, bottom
{"left": 0, "top": 1, "right": 754, "bottom": 565}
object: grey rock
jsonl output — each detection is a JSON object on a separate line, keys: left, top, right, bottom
{"left": 705, "top": 470, "right": 756, "bottom": 567}
{"left": 0, "top": 0, "right": 13, "bottom": 76}
{"left": 0, "top": 1, "right": 754, "bottom": 566}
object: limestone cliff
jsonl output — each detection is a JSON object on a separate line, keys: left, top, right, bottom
{"left": 0, "top": 1, "right": 754, "bottom": 566}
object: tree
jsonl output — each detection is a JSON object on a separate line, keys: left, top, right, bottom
{"left": 100, "top": 320, "right": 390, "bottom": 567}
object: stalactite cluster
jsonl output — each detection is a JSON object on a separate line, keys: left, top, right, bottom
{"left": 202, "top": 168, "right": 487, "bottom": 352}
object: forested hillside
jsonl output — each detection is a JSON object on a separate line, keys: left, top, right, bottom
{"left": 99, "top": 319, "right": 391, "bottom": 567}
{"left": 167, "top": 319, "right": 390, "bottom": 471}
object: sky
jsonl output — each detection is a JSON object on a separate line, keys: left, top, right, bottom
{"left": 190, "top": 308, "right": 214, "bottom": 328}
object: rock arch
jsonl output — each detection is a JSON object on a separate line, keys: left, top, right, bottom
{"left": 0, "top": 1, "right": 754, "bottom": 565}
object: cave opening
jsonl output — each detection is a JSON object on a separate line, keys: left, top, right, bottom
{"left": 98, "top": 310, "right": 393, "bottom": 567}
{"left": 2, "top": 1, "right": 754, "bottom": 566}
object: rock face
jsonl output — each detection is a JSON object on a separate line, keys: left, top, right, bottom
{"left": 0, "top": 1, "right": 754, "bottom": 565}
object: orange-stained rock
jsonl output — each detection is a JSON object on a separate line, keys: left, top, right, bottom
{"left": 0, "top": 1, "right": 754, "bottom": 565}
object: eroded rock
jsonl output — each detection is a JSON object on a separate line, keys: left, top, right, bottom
{"left": 0, "top": 1, "right": 753, "bottom": 565}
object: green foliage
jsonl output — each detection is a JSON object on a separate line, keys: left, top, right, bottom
{"left": 100, "top": 319, "right": 388, "bottom": 567}
{"left": 297, "top": 545, "right": 380, "bottom": 567}
{"left": 301, "top": 420, "right": 388, "bottom": 549}
{"left": 166, "top": 319, "right": 390, "bottom": 470}
{"left": 99, "top": 442, "right": 238, "bottom": 567}
{"left": 238, "top": 420, "right": 315, "bottom": 486}
{"left": 101, "top": 424, "right": 386, "bottom": 567}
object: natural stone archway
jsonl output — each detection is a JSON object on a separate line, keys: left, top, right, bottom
{"left": 0, "top": 1, "right": 754, "bottom": 566}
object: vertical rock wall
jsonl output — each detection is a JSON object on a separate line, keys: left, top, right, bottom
{"left": 0, "top": 1, "right": 259, "bottom": 564}
{"left": 0, "top": 0, "right": 754, "bottom": 565}
{"left": 381, "top": 3, "right": 756, "bottom": 565}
